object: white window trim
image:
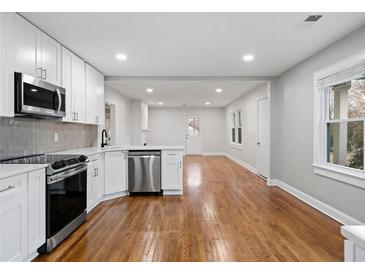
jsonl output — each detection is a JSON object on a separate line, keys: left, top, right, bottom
{"left": 230, "top": 109, "right": 243, "bottom": 148}
{"left": 313, "top": 49, "right": 365, "bottom": 189}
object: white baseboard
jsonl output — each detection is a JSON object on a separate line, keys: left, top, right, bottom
{"left": 102, "top": 191, "right": 129, "bottom": 202}
{"left": 224, "top": 153, "right": 257, "bottom": 175}
{"left": 23, "top": 250, "right": 39, "bottom": 262}
{"left": 202, "top": 152, "right": 225, "bottom": 156}
{"left": 268, "top": 179, "right": 363, "bottom": 226}
{"left": 163, "top": 190, "right": 183, "bottom": 195}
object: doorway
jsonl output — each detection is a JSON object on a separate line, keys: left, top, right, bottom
{"left": 257, "top": 97, "right": 269, "bottom": 178}
{"left": 185, "top": 114, "right": 202, "bottom": 155}
{"left": 105, "top": 103, "right": 116, "bottom": 146}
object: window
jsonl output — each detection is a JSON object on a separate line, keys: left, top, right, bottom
{"left": 238, "top": 111, "right": 243, "bottom": 144}
{"left": 231, "top": 112, "right": 236, "bottom": 143}
{"left": 313, "top": 51, "right": 365, "bottom": 189}
{"left": 230, "top": 110, "right": 243, "bottom": 146}
{"left": 187, "top": 117, "right": 201, "bottom": 137}
{"left": 326, "top": 79, "right": 365, "bottom": 170}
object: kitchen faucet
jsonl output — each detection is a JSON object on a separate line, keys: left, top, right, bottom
{"left": 101, "top": 129, "right": 108, "bottom": 148}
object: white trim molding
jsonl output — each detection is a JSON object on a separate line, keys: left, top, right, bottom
{"left": 313, "top": 49, "right": 365, "bottom": 189}
{"left": 224, "top": 153, "right": 257, "bottom": 175}
{"left": 202, "top": 152, "right": 225, "bottom": 156}
{"left": 313, "top": 164, "right": 365, "bottom": 190}
{"left": 267, "top": 179, "right": 364, "bottom": 225}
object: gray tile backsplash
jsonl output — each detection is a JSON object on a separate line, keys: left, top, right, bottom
{"left": 0, "top": 117, "right": 98, "bottom": 160}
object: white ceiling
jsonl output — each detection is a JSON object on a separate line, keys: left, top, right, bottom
{"left": 105, "top": 80, "right": 265, "bottom": 107}
{"left": 20, "top": 12, "right": 365, "bottom": 107}
{"left": 21, "top": 12, "right": 365, "bottom": 77}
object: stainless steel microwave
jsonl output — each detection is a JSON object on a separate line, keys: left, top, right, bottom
{"left": 14, "top": 72, "right": 66, "bottom": 118}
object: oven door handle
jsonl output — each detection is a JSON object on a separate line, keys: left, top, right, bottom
{"left": 48, "top": 165, "right": 88, "bottom": 185}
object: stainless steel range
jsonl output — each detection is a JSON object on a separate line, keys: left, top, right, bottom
{"left": 0, "top": 153, "right": 89, "bottom": 253}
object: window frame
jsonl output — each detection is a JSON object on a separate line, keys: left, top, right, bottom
{"left": 230, "top": 110, "right": 243, "bottom": 148}
{"left": 313, "top": 50, "right": 365, "bottom": 189}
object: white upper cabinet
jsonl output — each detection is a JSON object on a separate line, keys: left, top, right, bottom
{"left": 14, "top": 14, "right": 61, "bottom": 86}
{"left": 85, "top": 63, "right": 104, "bottom": 125}
{"left": 0, "top": 13, "right": 14, "bottom": 117}
{"left": 13, "top": 14, "right": 41, "bottom": 78}
{"left": 40, "top": 33, "right": 61, "bottom": 86}
{"left": 62, "top": 47, "right": 86, "bottom": 123}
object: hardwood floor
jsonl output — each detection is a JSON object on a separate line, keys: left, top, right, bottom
{"left": 36, "top": 156, "right": 344, "bottom": 262}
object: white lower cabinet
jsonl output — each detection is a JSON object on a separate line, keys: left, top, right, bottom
{"left": 344, "top": 240, "right": 365, "bottom": 262}
{"left": 0, "top": 169, "right": 45, "bottom": 262}
{"left": 161, "top": 150, "right": 183, "bottom": 194}
{"left": 0, "top": 174, "right": 28, "bottom": 262}
{"left": 27, "top": 169, "right": 46, "bottom": 257}
{"left": 87, "top": 154, "right": 104, "bottom": 212}
{"left": 104, "top": 151, "right": 128, "bottom": 195}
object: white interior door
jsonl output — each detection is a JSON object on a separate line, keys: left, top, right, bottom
{"left": 257, "top": 97, "right": 268, "bottom": 178}
{"left": 185, "top": 115, "right": 202, "bottom": 155}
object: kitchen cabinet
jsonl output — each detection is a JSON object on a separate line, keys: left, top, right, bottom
{"left": 0, "top": 174, "right": 28, "bottom": 262}
{"left": 62, "top": 47, "right": 86, "bottom": 123}
{"left": 0, "top": 168, "right": 46, "bottom": 262}
{"left": 27, "top": 169, "right": 45, "bottom": 256}
{"left": 87, "top": 154, "right": 104, "bottom": 212}
{"left": 0, "top": 13, "right": 14, "bottom": 117}
{"left": 162, "top": 150, "right": 183, "bottom": 195}
{"left": 85, "top": 63, "right": 104, "bottom": 125}
{"left": 104, "top": 151, "right": 127, "bottom": 195}
{"left": 13, "top": 14, "right": 61, "bottom": 86}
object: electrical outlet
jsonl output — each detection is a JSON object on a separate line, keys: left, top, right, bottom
{"left": 54, "top": 133, "right": 59, "bottom": 142}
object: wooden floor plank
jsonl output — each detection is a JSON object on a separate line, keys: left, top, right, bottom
{"left": 36, "top": 156, "right": 343, "bottom": 262}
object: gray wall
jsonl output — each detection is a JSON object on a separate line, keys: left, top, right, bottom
{"left": 225, "top": 83, "right": 268, "bottom": 170}
{"left": 104, "top": 86, "right": 131, "bottom": 146}
{"left": 148, "top": 107, "right": 225, "bottom": 154}
{"left": 0, "top": 117, "right": 97, "bottom": 160}
{"left": 271, "top": 24, "right": 365, "bottom": 222}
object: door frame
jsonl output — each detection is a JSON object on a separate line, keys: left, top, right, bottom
{"left": 185, "top": 113, "right": 202, "bottom": 155}
{"left": 256, "top": 95, "right": 270, "bottom": 179}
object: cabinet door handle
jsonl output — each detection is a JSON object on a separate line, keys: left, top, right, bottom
{"left": 42, "top": 69, "right": 47, "bottom": 80}
{"left": 37, "top": 67, "right": 42, "bottom": 79}
{"left": 96, "top": 168, "right": 98, "bottom": 177}
{"left": 0, "top": 185, "right": 15, "bottom": 193}
{"left": 76, "top": 112, "right": 78, "bottom": 121}
{"left": 179, "top": 161, "right": 181, "bottom": 169}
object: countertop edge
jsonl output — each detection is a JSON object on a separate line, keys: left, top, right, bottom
{"left": 0, "top": 164, "right": 47, "bottom": 180}
{"left": 341, "top": 226, "right": 365, "bottom": 251}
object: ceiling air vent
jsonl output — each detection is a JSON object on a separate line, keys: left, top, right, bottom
{"left": 304, "top": 15, "right": 323, "bottom": 22}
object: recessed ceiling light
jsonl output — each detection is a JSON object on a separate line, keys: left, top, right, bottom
{"left": 116, "top": 53, "right": 127, "bottom": 61}
{"left": 205, "top": 102, "right": 210, "bottom": 106}
{"left": 146, "top": 88, "right": 154, "bottom": 93}
{"left": 242, "top": 54, "right": 254, "bottom": 62}
{"left": 158, "top": 102, "right": 163, "bottom": 105}
{"left": 216, "top": 88, "right": 223, "bottom": 93}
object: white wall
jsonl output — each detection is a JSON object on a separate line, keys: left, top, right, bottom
{"left": 148, "top": 107, "right": 225, "bottom": 154}
{"left": 104, "top": 86, "right": 131, "bottom": 146}
{"left": 225, "top": 83, "right": 268, "bottom": 171}
{"left": 271, "top": 24, "right": 365, "bottom": 222}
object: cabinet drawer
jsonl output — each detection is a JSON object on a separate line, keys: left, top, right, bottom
{"left": 88, "top": 153, "right": 102, "bottom": 163}
{"left": 0, "top": 174, "right": 27, "bottom": 199}
{"left": 162, "top": 150, "right": 183, "bottom": 159}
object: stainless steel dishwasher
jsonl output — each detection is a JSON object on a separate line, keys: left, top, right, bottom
{"left": 128, "top": 150, "right": 161, "bottom": 193}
